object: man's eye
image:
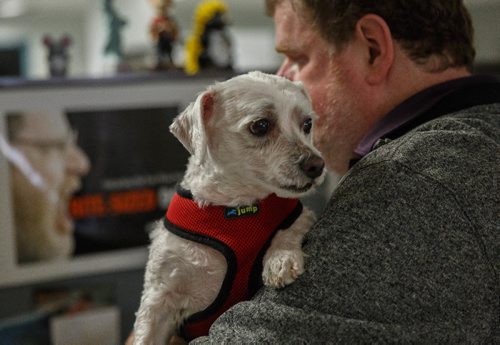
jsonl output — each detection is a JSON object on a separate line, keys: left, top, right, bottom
{"left": 249, "top": 119, "right": 272, "bottom": 137}
{"left": 303, "top": 117, "right": 312, "bottom": 134}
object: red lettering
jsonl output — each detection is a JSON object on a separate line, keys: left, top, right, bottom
{"left": 109, "top": 189, "right": 157, "bottom": 215}
{"left": 69, "top": 195, "right": 106, "bottom": 218}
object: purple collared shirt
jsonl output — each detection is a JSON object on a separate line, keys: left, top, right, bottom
{"left": 354, "top": 75, "right": 497, "bottom": 157}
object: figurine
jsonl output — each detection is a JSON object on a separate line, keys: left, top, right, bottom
{"left": 42, "top": 34, "right": 72, "bottom": 78}
{"left": 103, "top": 0, "right": 128, "bottom": 64}
{"left": 148, "top": 0, "right": 179, "bottom": 70}
{"left": 185, "top": 0, "right": 232, "bottom": 75}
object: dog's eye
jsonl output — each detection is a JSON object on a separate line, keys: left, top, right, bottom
{"left": 303, "top": 118, "right": 312, "bottom": 134}
{"left": 249, "top": 119, "right": 271, "bottom": 137}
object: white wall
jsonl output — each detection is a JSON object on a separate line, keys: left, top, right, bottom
{"left": 0, "top": 9, "right": 86, "bottom": 78}
{"left": 468, "top": 3, "right": 500, "bottom": 63}
{"left": 83, "top": 0, "right": 280, "bottom": 75}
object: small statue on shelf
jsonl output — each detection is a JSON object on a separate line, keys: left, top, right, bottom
{"left": 184, "top": 0, "right": 233, "bottom": 75}
{"left": 103, "top": 0, "right": 128, "bottom": 71}
{"left": 148, "top": 0, "right": 179, "bottom": 70}
{"left": 42, "top": 34, "right": 72, "bottom": 78}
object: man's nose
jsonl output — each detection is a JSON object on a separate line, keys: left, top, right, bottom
{"left": 65, "top": 144, "right": 90, "bottom": 176}
{"left": 276, "top": 57, "right": 297, "bottom": 81}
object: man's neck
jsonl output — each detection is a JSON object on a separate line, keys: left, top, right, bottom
{"left": 392, "top": 55, "right": 472, "bottom": 108}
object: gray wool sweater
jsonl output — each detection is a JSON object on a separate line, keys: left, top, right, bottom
{"left": 192, "top": 92, "right": 500, "bottom": 343}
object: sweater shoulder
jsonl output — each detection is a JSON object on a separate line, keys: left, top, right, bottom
{"left": 361, "top": 104, "right": 500, "bottom": 179}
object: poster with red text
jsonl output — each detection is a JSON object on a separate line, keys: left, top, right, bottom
{"left": 67, "top": 106, "right": 188, "bottom": 256}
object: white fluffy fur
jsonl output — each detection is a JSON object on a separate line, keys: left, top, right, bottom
{"left": 133, "top": 71, "right": 325, "bottom": 345}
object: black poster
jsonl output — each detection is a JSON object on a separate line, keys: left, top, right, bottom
{"left": 67, "top": 106, "right": 188, "bottom": 255}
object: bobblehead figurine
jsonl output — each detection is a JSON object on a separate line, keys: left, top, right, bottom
{"left": 148, "top": 0, "right": 179, "bottom": 70}
{"left": 103, "top": 0, "right": 128, "bottom": 65}
{"left": 42, "top": 34, "right": 72, "bottom": 78}
{"left": 184, "top": 0, "right": 233, "bottom": 75}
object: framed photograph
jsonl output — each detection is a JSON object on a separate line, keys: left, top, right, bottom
{"left": 0, "top": 74, "right": 227, "bottom": 287}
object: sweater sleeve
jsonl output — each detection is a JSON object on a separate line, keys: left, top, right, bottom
{"left": 191, "top": 158, "right": 498, "bottom": 344}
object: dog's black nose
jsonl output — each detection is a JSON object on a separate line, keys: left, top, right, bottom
{"left": 300, "top": 155, "right": 325, "bottom": 179}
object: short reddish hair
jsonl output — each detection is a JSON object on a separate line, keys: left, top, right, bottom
{"left": 266, "top": 0, "right": 475, "bottom": 72}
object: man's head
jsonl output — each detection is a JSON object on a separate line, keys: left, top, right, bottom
{"left": 7, "top": 112, "right": 90, "bottom": 263}
{"left": 268, "top": 0, "right": 474, "bottom": 173}
{"left": 267, "top": 0, "right": 475, "bottom": 72}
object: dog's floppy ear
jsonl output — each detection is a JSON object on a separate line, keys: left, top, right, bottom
{"left": 170, "top": 90, "right": 215, "bottom": 158}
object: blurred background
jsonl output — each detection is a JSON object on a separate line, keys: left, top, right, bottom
{"left": 0, "top": 0, "right": 498, "bottom": 79}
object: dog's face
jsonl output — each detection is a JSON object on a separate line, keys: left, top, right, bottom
{"left": 170, "top": 71, "right": 325, "bottom": 199}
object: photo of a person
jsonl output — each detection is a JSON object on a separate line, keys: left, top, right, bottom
{"left": 4, "top": 111, "right": 90, "bottom": 263}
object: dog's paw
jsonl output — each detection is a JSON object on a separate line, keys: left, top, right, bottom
{"left": 262, "top": 249, "right": 304, "bottom": 288}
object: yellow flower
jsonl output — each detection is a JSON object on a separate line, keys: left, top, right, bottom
{"left": 184, "top": 0, "right": 228, "bottom": 75}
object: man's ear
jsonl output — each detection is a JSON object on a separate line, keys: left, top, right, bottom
{"left": 169, "top": 90, "right": 215, "bottom": 158}
{"left": 355, "top": 14, "right": 394, "bottom": 85}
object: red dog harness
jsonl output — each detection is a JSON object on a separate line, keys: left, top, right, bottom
{"left": 164, "top": 188, "right": 303, "bottom": 341}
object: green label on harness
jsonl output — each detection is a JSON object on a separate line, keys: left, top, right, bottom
{"left": 224, "top": 205, "right": 259, "bottom": 219}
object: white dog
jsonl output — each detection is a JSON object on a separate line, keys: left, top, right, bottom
{"left": 133, "top": 71, "right": 325, "bottom": 345}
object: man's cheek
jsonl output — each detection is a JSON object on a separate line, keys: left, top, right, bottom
{"left": 312, "top": 128, "right": 326, "bottom": 152}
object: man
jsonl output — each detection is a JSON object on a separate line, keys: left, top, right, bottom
{"left": 6, "top": 111, "right": 90, "bottom": 263}
{"left": 190, "top": 0, "right": 499, "bottom": 343}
